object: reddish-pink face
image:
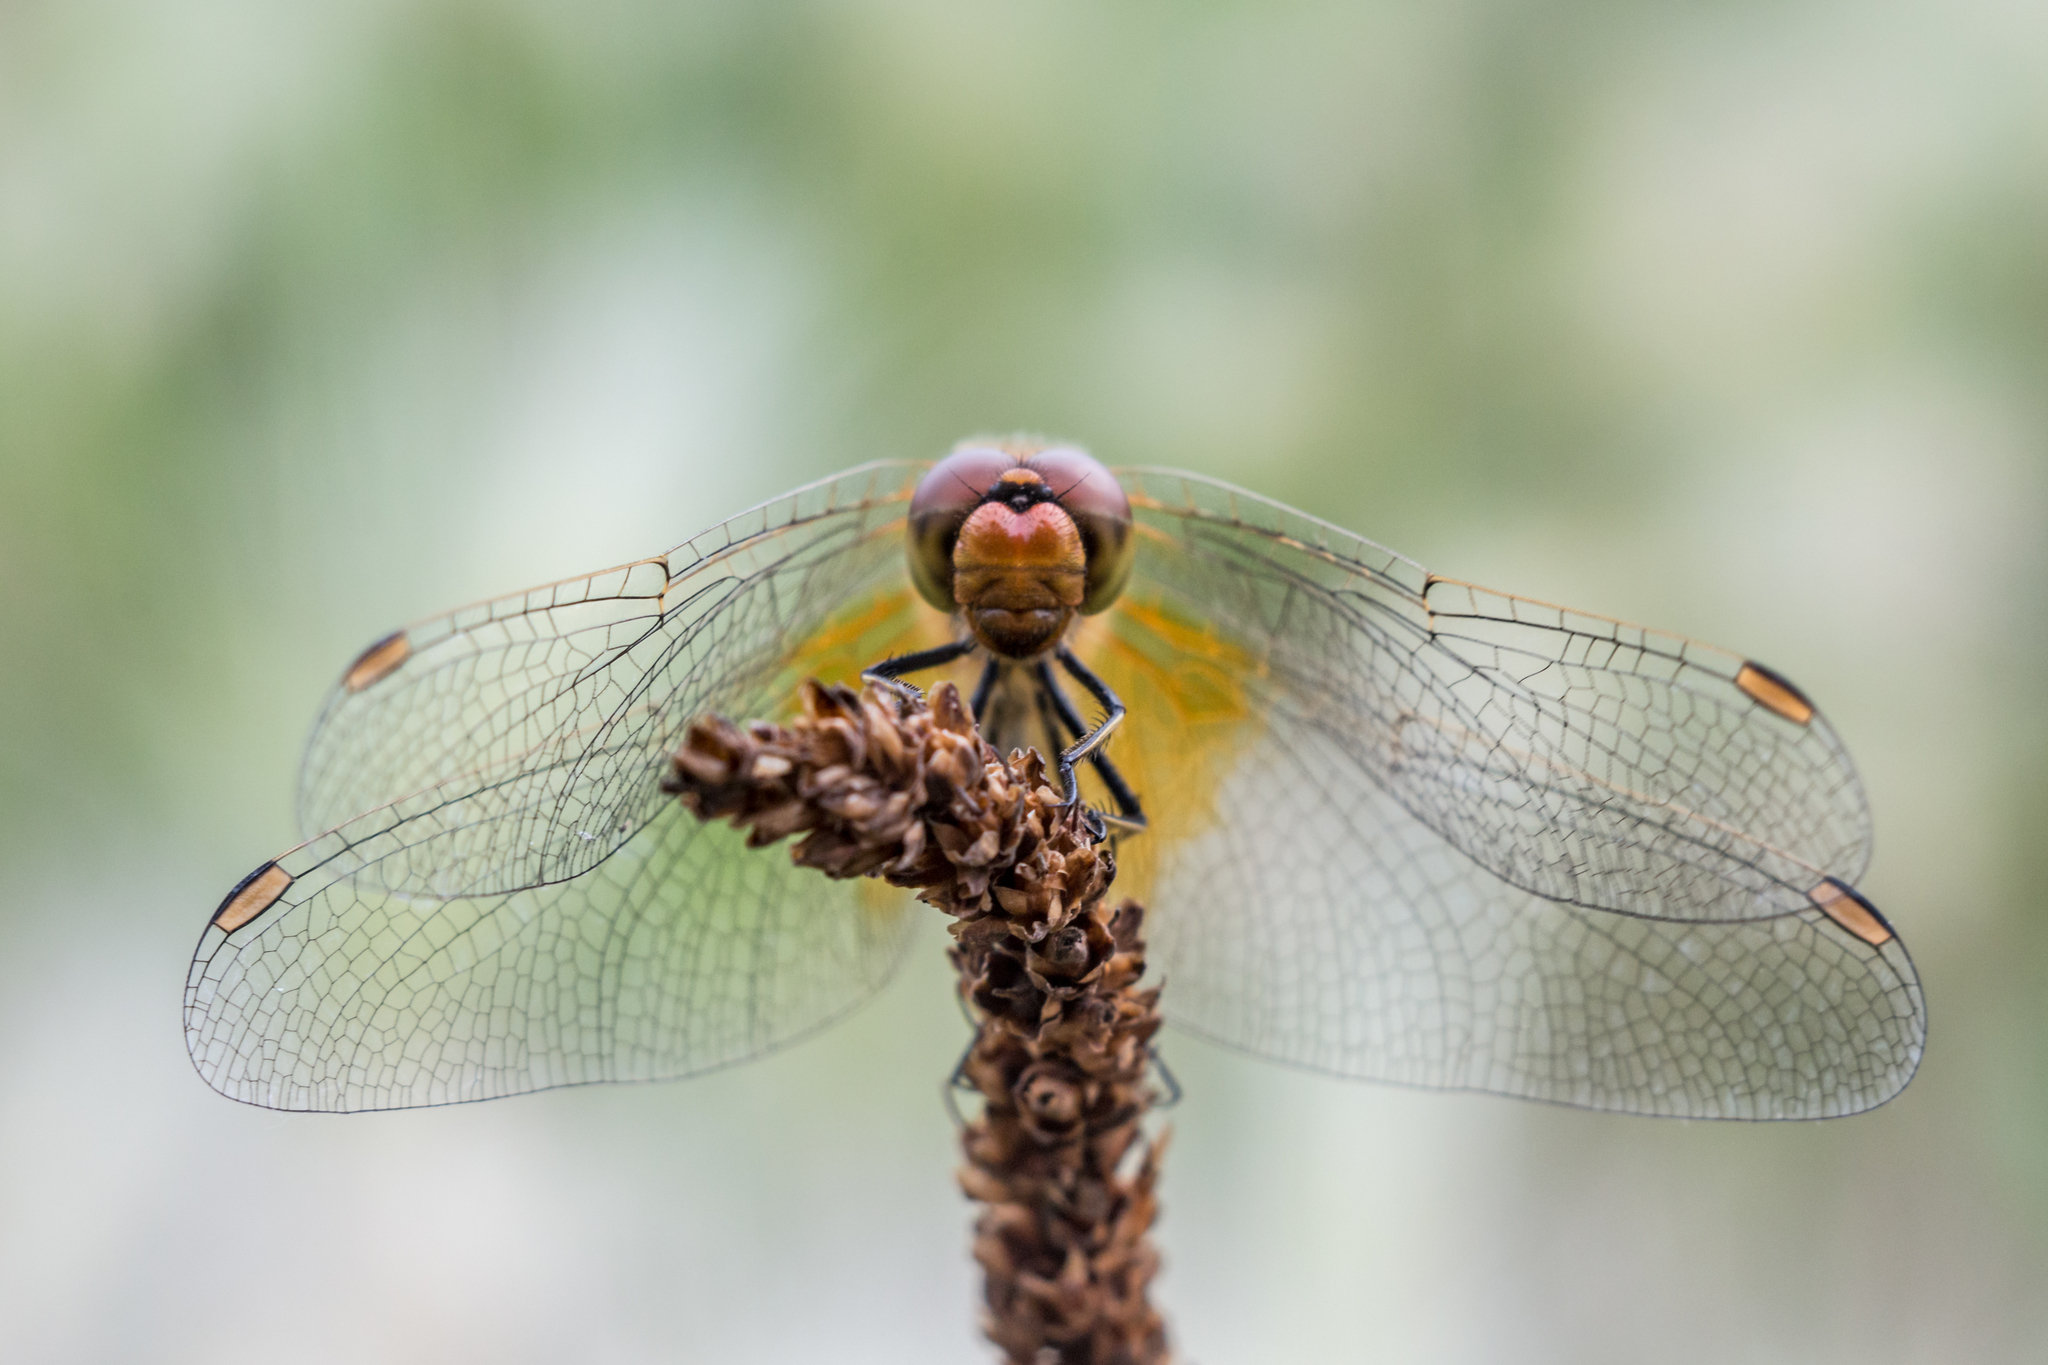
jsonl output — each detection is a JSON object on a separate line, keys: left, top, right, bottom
{"left": 908, "top": 441, "right": 1134, "bottom": 658}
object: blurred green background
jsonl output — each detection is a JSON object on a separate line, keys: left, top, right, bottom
{"left": 3, "top": 1, "right": 2044, "bottom": 1361}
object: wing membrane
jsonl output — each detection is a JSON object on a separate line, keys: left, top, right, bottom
{"left": 1087, "top": 469, "right": 1921, "bottom": 1116}
{"left": 186, "top": 804, "right": 917, "bottom": 1111}
{"left": 1113, "top": 468, "right": 1873, "bottom": 925}
{"left": 1412, "top": 578, "right": 1872, "bottom": 915}
{"left": 188, "top": 463, "right": 953, "bottom": 1111}
{"left": 298, "top": 463, "right": 929, "bottom": 838}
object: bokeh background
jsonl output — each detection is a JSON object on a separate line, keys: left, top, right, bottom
{"left": 3, "top": 1, "right": 2044, "bottom": 1361}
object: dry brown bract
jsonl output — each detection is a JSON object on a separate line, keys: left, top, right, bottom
{"left": 665, "top": 679, "right": 1169, "bottom": 1365}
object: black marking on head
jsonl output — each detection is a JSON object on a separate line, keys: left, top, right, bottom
{"left": 985, "top": 479, "right": 1058, "bottom": 515}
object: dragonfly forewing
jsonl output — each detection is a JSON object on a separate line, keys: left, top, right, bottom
{"left": 297, "top": 463, "right": 930, "bottom": 839}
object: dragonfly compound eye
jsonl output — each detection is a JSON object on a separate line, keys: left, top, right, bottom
{"left": 1026, "top": 445, "right": 1132, "bottom": 615}
{"left": 908, "top": 444, "right": 1019, "bottom": 612}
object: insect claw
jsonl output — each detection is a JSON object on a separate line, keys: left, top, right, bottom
{"left": 1054, "top": 783, "right": 1107, "bottom": 843}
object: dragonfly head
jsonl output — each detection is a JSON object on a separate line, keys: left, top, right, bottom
{"left": 910, "top": 439, "right": 1134, "bottom": 658}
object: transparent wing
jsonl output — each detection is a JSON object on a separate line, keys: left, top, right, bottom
{"left": 1079, "top": 469, "right": 1922, "bottom": 1117}
{"left": 1112, "top": 468, "right": 1870, "bottom": 925}
{"left": 187, "top": 803, "right": 917, "bottom": 1112}
{"left": 1409, "top": 577, "right": 1872, "bottom": 916}
{"left": 297, "top": 463, "right": 928, "bottom": 838}
{"left": 188, "top": 464, "right": 957, "bottom": 1111}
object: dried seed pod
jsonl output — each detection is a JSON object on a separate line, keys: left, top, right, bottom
{"left": 1014, "top": 1061, "right": 1088, "bottom": 1144}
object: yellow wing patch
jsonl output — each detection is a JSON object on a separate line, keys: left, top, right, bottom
{"left": 763, "top": 572, "right": 967, "bottom": 933}
{"left": 764, "top": 581, "right": 970, "bottom": 718}
{"left": 765, "top": 568, "right": 1264, "bottom": 920}
{"left": 1071, "top": 591, "right": 1267, "bottom": 907}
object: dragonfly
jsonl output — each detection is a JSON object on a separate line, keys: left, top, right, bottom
{"left": 186, "top": 441, "right": 1924, "bottom": 1120}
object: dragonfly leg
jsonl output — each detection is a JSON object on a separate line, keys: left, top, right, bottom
{"left": 942, "top": 1030, "right": 980, "bottom": 1129}
{"left": 1027, "top": 669, "right": 1107, "bottom": 841}
{"left": 1037, "top": 647, "right": 1147, "bottom": 837}
{"left": 969, "top": 655, "right": 1000, "bottom": 727}
{"left": 860, "top": 639, "right": 976, "bottom": 706}
{"left": 1148, "top": 1046, "right": 1183, "bottom": 1110}
{"left": 1025, "top": 677, "right": 1110, "bottom": 838}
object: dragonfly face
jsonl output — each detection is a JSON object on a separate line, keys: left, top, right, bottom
{"left": 908, "top": 441, "right": 1135, "bottom": 658}
{"left": 185, "top": 447, "right": 1925, "bottom": 1118}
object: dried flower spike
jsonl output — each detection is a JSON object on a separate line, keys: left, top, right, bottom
{"left": 666, "top": 680, "right": 1170, "bottom": 1365}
